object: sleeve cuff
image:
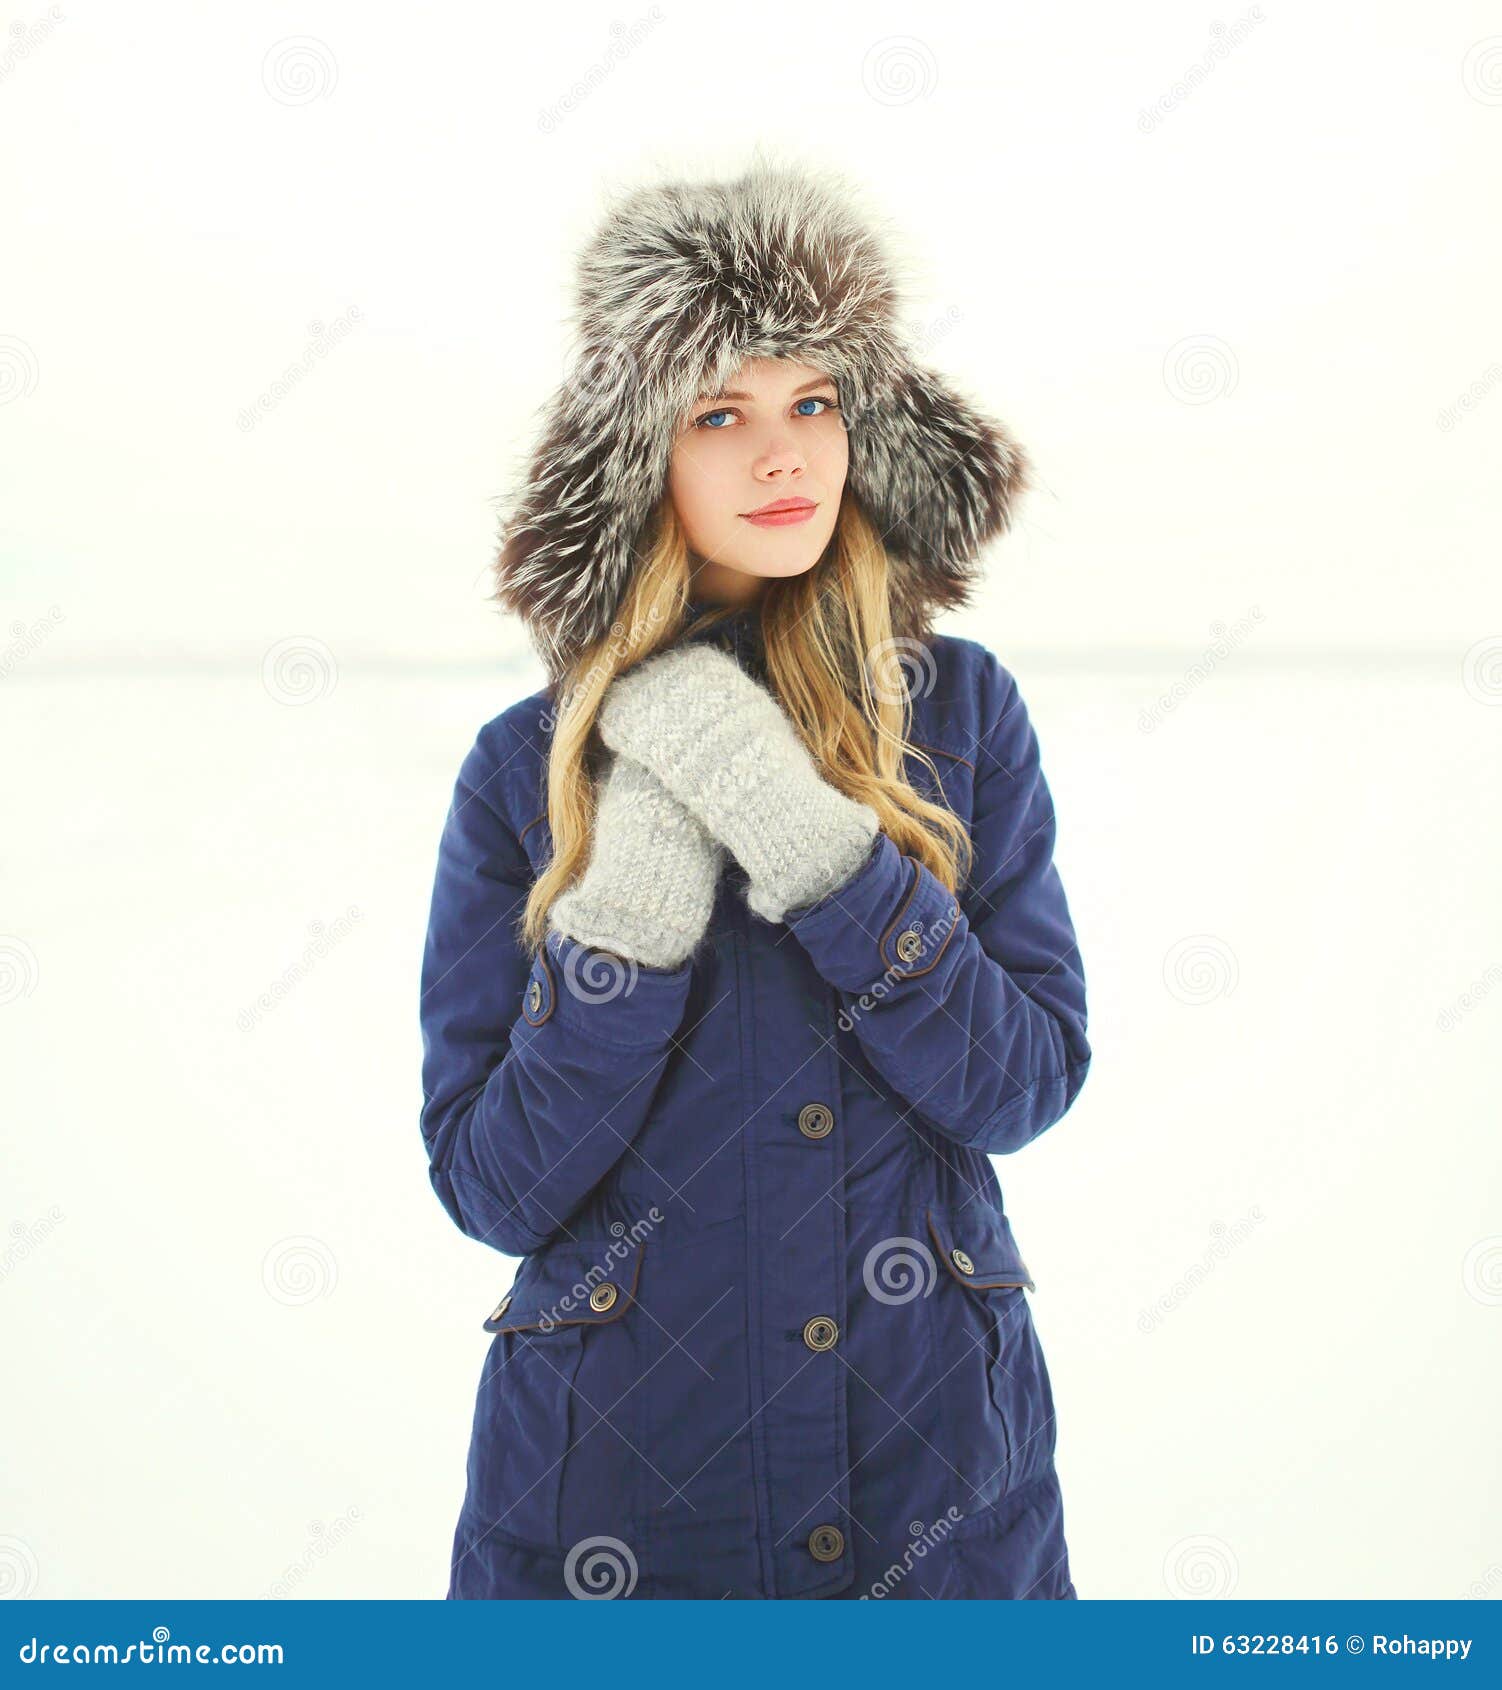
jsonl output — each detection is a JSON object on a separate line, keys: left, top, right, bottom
{"left": 518, "top": 929, "right": 694, "bottom": 1048}
{"left": 784, "top": 830, "right": 962, "bottom": 995}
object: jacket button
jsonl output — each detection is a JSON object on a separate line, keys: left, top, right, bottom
{"left": 527, "top": 980, "right": 542, "bottom": 1014}
{"left": 797, "top": 1102, "right": 834, "bottom": 1139}
{"left": 950, "top": 1247, "right": 975, "bottom": 1275}
{"left": 895, "top": 927, "right": 923, "bottom": 963}
{"left": 802, "top": 1315, "right": 838, "bottom": 1352}
{"left": 808, "top": 1524, "right": 845, "bottom": 1562}
{"left": 589, "top": 1282, "right": 618, "bottom": 1312}
{"left": 490, "top": 1292, "right": 512, "bottom": 1321}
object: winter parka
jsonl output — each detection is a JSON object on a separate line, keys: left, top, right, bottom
{"left": 418, "top": 603, "right": 1092, "bottom": 1599}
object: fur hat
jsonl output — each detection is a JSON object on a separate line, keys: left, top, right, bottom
{"left": 492, "top": 159, "right": 1030, "bottom": 681}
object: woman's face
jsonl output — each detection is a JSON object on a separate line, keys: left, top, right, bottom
{"left": 667, "top": 356, "right": 849, "bottom": 603}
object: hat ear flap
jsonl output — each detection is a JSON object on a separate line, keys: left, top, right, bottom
{"left": 848, "top": 359, "right": 1031, "bottom": 602}
{"left": 494, "top": 383, "right": 657, "bottom": 674}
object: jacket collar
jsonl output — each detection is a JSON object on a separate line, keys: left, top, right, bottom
{"left": 680, "top": 595, "right": 768, "bottom": 678}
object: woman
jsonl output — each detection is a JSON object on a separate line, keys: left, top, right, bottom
{"left": 418, "top": 160, "right": 1092, "bottom": 1600}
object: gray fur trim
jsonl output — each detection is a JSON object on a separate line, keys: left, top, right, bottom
{"left": 494, "top": 160, "right": 1030, "bottom": 681}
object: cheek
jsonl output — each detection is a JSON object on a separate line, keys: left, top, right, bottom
{"left": 809, "top": 423, "right": 850, "bottom": 489}
{"left": 668, "top": 439, "right": 734, "bottom": 531}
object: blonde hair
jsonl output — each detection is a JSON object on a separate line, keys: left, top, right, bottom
{"left": 519, "top": 495, "right": 974, "bottom": 953}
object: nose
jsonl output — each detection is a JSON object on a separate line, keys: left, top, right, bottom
{"left": 751, "top": 424, "right": 806, "bottom": 482}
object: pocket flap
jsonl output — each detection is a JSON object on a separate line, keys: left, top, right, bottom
{"left": 482, "top": 1233, "right": 646, "bottom": 1334}
{"left": 925, "top": 1205, "right": 1035, "bottom": 1292}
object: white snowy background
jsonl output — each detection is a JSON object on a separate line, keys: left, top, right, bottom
{"left": 2, "top": 0, "right": 1498, "bottom": 1600}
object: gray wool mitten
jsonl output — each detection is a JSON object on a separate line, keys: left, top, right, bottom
{"left": 597, "top": 641, "right": 879, "bottom": 924}
{"left": 548, "top": 750, "right": 724, "bottom": 969}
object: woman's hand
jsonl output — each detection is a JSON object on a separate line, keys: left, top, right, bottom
{"left": 598, "top": 641, "right": 878, "bottom": 924}
{"left": 549, "top": 750, "right": 723, "bottom": 969}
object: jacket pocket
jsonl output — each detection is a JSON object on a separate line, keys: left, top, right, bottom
{"left": 470, "top": 1233, "right": 647, "bottom": 1552}
{"left": 925, "top": 1205, "right": 1056, "bottom": 1505}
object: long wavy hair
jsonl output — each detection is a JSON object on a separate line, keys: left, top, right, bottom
{"left": 518, "top": 493, "right": 976, "bottom": 954}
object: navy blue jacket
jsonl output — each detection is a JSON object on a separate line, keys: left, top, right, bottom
{"left": 419, "top": 606, "right": 1091, "bottom": 1599}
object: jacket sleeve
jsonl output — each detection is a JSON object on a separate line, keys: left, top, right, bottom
{"left": 418, "top": 723, "right": 694, "bottom": 1256}
{"left": 784, "top": 651, "right": 1091, "bottom": 1156}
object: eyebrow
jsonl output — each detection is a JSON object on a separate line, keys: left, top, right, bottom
{"left": 697, "top": 377, "right": 837, "bottom": 403}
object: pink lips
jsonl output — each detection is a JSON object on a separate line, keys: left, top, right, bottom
{"left": 741, "top": 498, "right": 817, "bottom": 528}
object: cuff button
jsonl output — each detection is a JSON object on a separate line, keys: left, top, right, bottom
{"left": 895, "top": 927, "right": 923, "bottom": 963}
{"left": 527, "top": 980, "right": 542, "bottom": 1014}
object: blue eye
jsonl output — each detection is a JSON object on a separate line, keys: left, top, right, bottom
{"left": 691, "top": 396, "right": 840, "bottom": 430}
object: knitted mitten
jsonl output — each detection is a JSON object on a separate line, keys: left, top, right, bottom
{"left": 548, "top": 751, "right": 723, "bottom": 969}
{"left": 598, "top": 641, "right": 879, "bottom": 924}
